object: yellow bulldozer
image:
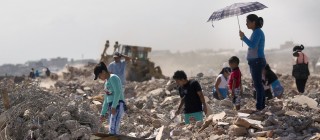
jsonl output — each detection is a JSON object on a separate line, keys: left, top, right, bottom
{"left": 100, "top": 40, "right": 165, "bottom": 82}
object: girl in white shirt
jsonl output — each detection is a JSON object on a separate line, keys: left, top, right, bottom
{"left": 213, "top": 67, "right": 231, "bottom": 100}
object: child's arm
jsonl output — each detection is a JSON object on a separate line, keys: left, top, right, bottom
{"left": 215, "top": 77, "right": 223, "bottom": 98}
{"left": 197, "top": 91, "right": 208, "bottom": 115}
{"left": 232, "top": 78, "right": 236, "bottom": 96}
{"left": 175, "top": 97, "right": 185, "bottom": 115}
{"left": 240, "top": 79, "right": 243, "bottom": 96}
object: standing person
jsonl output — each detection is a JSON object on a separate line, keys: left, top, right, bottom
{"left": 113, "top": 41, "right": 120, "bottom": 53}
{"left": 29, "top": 68, "right": 35, "bottom": 79}
{"left": 94, "top": 62, "right": 125, "bottom": 135}
{"left": 292, "top": 45, "right": 309, "bottom": 93}
{"left": 45, "top": 67, "right": 51, "bottom": 77}
{"left": 213, "top": 67, "right": 231, "bottom": 100}
{"left": 108, "top": 52, "right": 131, "bottom": 89}
{"left": 239, "top": 14, "right": 266, "bottom": 111}
{"left": 228, "top": 56, "right": 243, "bottom": 110}
{"left": 173, "top": 70, "right": 208, "bottom": 124}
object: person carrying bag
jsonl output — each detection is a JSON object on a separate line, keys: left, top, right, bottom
{"left": 292, "top": 45, "right": 309, "bottom": 93}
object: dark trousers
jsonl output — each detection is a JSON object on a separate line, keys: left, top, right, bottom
{"left": 249, "top": 58, "right": 266, "bottom": 110}
{"left": 295, "top": 78, "right": 308, "bottom": 93}
{"left": 253, "top": 89, "right": 273, "bottom": 100}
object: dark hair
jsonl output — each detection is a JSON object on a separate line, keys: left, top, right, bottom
{"left": 173, "top": 70, "right": 187, "bottom": 80}
{"left": 247, "top": 14, "right": 264, "bottom": 28}
{"left": 293, "top": 44, "right": 304, "bottom": 52}
{"left": 93, "top": 62, "right": 109, "bottom": 80}
{"left": 219, "top": 67, "right": 231, "bottom": 74}
{"left": 228, "top": 56, "right": 240, "bottom": 65}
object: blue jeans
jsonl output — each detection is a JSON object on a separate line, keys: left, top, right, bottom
{"left": 107, "top": 102, "right": 125, "bottom": 134}
{"left": 248, "top": 58, "right": 266, "bottom": 110}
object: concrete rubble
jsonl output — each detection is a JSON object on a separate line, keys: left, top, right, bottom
{"left": 0, "top": 65, "right": 320, "bottom": 139}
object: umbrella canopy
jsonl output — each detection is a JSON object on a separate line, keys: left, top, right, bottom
{"left": 207, "top": 2, "right": 267, "bottom": 22}
{"left": 207, "top": 1, "right": 267, "bottom": 30}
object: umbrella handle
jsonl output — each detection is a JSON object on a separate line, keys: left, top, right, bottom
{"left": 237, "top": 16, "right": 241, "bottom": 30}
{"left": 237, "top": 16, "right": 243, "bottom": 47}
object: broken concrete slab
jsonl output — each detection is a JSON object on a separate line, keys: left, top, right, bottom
{"left": 228, "top": 125, "right": 247, "bottom": 136}
{"left": 234, "top": 117, "right": 251, "bottom": 128}
{"left": 291, "top": 95, "right": 319, "bottom": 109}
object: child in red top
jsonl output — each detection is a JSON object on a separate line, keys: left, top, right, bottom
{"left": 228, "top": 56, "right": 242, "bottom": 110}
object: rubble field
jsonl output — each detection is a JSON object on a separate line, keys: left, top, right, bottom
{"left": 1, "top": 65, "right": 320, "bottom": 140}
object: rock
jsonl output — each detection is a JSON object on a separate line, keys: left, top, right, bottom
{"left": 61, "top": 111, "right": 72, "bottom": 121}
{"left": 237, "top": 112, "right": 250, "bottom": 118}
{"left": 92, "top": 101, "right": 102, "bottom": 105}
{"left": 58, "top": 133, "right": 71, "bottom": 140}
{"left": 249, "top": 114, "right": 265, "bottom": 121}
{"left": 152, "top": 119, "right": 162, "bottom": 128}
{"left": 220, "top": 99, "right": 233, "bottom": 108}
{"left": 44, "top": 130, "right": 58, "bottom": 139}
{"left": 195, "top": 121, "right": 203, "bottom": 128}
{"left": 217, "top": 122, "right": 229, "bottom": 126}
{"left": 83, "top": 87, "right": 91, "bottom": 91}
{"left": 204, "top": 96, "right": 210, "bottom": 103}
{"left": 242, "top": 118, "right": 263, "bottom": 130}
{"left": 212, "top": 111, "right": 226, "bottom": 122}
{"left": 209, "top": 134, "right": 222, "bottom": 140}
{"left": 197, "top": 73, "right": 204, "bottom": 78}
{"left": 166, "top": 80, "right": 176, "bottom": 91}
{"left": 274, "top": 110, "right": 286, "bottom": 116}
{"left": 266, "top": 130, "right": 273, "bottom": 138}
{"left": 23, "top": 109, "right": 31, "bottom": 120}
{"left": 171, "top": 129, "right": 181, "bottom": 136}
{"left": 256, "top": 137, "right": 267, "bottom": 140}
{"left": 285, "top": 111, "right": 300, "bottom": 117}
{"left": 149, "top": 88, "right": 165, "bottom": 97}
{"left": 160, "top": 96, "right": 180, "bottom": 106}
{"left": 228, "top": 125, "right": 247, "bottom": 136}
{"left": 165, "top": 90, "right": 171, "bottom": 96}
{"left": 313, "top": 117, "right": 320, "bottom": 122}
{"left": 43, "top": 119, "right": 59, "bottom": 130}
{"left": 76, "top": 89, "right": 85, "bottom": 94}
{"left": 224, "top": 109, "right": 237, "bottom": 117}
{"left": 65, "top": 120, "right": 81, "bottom": 131}
{"left": 309, "top": 133, "right": 320, "bottom": 140}
{"left": 234, "top": 117, "right": 251, "bottom": 128}
{"left": 248, "top": 129, "right": 267, "bottom": 137}
{"left": 71, "top": 127, "right": 90, "bottom": 139}
{"left": 45, "top": 105, "right": 58, "bottom": 117}
{"left": 67, "top": 101, "right": 77, "bottom": 112}
{"left": 291, "top": 95, "right": 319, "bottom": 109}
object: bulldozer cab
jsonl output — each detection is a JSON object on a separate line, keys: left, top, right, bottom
{"left": 121, "top": 45, "right": 156, "bottom": 82}
{"left": 121, "top": 45, "right": 151, "bottom": 61}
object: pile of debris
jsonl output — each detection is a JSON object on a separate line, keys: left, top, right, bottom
{"left": 1, "top": 64, "right": 320, "bottom": 139}
{"left": 0, "top": 80, "right": 99, "bottom": 139}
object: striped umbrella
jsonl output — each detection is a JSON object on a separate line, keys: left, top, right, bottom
{"left": 207, "top": 2, "right": 267, "bottom": 29}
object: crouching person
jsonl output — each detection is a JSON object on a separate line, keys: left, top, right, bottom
{"left": 173, "top": 70, "right": 208, "bottom": 124}
{"left": 263, "top": 64, "right": 284, "bottom": 98}
{"left": 94, "top": 62, "right": 125, "bottom": 134}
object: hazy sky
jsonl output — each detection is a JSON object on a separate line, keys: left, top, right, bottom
{"left": 1, "top": 0, "right": 320, "bottom": 65}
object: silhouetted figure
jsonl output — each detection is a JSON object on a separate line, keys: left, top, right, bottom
{"left": 45, "top": 68, "right": 51, "bottom": 77}
{"left": 29, "top": 68, "right": 35, "bottom": 79}
{"left": 114, "top": 41, "right": 120, "bottom": 52}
